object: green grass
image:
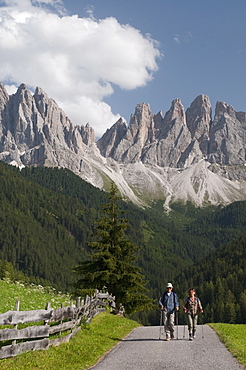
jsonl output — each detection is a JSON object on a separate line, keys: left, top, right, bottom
{"left": 0, "top": 311, "right": 140, "bottom": 369}
{"left": 209, "top": 323, "right": 246, "bottom": 368}
{"left": 0, "top": 279, "right": 140, "bottom": 368}
{"left": 0, "top": 279, "right": 72, "bottom": 313}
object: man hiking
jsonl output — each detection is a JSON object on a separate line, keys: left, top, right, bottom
{"left": 159, "top": 282, "right": 179, "bottom": 341}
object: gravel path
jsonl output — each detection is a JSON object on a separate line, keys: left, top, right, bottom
{"left": 90, "top": 325, "right": 244, "bottom": 370}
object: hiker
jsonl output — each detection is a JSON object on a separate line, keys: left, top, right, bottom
{"left": 159, "top": 282, "right": 179, "bottom": 341}
{"left": 183, "top": 287, "right": 203, "bottom": 341}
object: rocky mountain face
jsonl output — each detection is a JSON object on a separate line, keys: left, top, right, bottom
{"left": 98, "top": 94, "right": 246, "bottom": 171}
{"left": 1, "top": 82, "right": 246, "bottom": 209}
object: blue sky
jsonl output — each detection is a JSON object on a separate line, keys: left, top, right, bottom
{"left": 78, "top": 0, "right": 245, "bottom": 118}
{"left": 0, "top": 0, "right": 245, "bottom": 137}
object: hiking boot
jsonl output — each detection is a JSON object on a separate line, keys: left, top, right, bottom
{"left": 171, "top": 333, "right": 175, "bottom": 340}
{"left": 189, "top": 333, "right": 193, "bottom": 341}
{"left": 193, "top": 330, "right": 196, "bottom": 339}
{"left": 166, "top": 335, "right": 170, "bottom": 341}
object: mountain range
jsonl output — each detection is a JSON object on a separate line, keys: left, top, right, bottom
{"left": 1, "top": 82, "right": 246, "bottom": 208}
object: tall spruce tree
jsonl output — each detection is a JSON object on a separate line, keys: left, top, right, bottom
{"left": 74, "top": 182, "right": 153, "bottom": 314}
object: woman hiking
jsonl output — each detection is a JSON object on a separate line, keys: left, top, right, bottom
{"left": 183, "top": 287, "right": 203, "bottom": 341}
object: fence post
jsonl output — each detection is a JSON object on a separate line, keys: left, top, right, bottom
{"left": 45, "top": 302, "right": 51, "bottom": 326}
{"left": 0, "top": 290, "right": 116, "bottom": 359}
{"left": 76, "top": 297, "right": 81, "bottom": 308}
{"left": 59, "top": 303, "right": 64, "bottom": 336}
{"left": 12, "top": 300, "right": 20, "bottom": 345}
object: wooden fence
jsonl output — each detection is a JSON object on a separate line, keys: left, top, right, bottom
{"left": 0, "top": 290, "right": 115, "bottom": 359}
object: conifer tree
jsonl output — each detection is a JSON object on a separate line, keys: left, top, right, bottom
{"left": 74, "top": 182, "right": 153, "bottom": 314}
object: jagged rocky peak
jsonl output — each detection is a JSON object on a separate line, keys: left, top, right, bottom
{"left": 186, "top": 95, "right": 211, "bottom": 140}
{"left": 14, "top": 83, "right": 33, "bottom": 107}
{"left": 208, "top": 100, "right": 246, "bottom": 166}
{"left": 214, "top": 100, "right": 246, "bottom": 126}
{"left": 0, "top": 82, "right": 97, "bottom": 168}
{"left": 128, "top": 103, "right": 153, "bottom": 137}
{"left": 97, "top": 117, "right": 127, "bottom": 157}
{"left": 81, "top": 122, "right": 95, "bottom": 146}
{"left": 126, "top": 103, "right": 155, "bottom": 148}
{"left": 34, "top": 85, "right": 47, "bottom": 99}
{"left": 34, "top": 85, "right": 71, "bottom": 131}
{"left": 0, "top": 82, "right": 9, "bottom": 109}
{"left": 163, "top": 98, "right": 185, "bottom": 124}
{"left": 133, "top": 102, "right": 152, "bottom": 121}
{"left": 1, "top": 81, "right": 246, "bottom": 208}
{"left": 34, "top": 86, "right": 51, "bottom": 117}
{"left": 215, "top": 100, "right": 237, "bottom": 118}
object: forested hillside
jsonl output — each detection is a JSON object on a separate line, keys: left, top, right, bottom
{"left": 20, "top": 165, "right": 219, "bottom": 298}
{"left": 184, "top": 201, "right": 246, "bottom": 248}
{"left": 0, "top": 162, "right": 94, "bottom": 290}
{"left": 176, "top": 234, "right": 246, "bottom": 324}
{"left": 0, "top": 161, "right": 246, "bottom": 324}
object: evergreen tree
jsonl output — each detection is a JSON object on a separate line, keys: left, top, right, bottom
{"left": 74, "top": 182, "right": 153, "bottom": 314}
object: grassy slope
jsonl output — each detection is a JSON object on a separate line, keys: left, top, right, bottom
{"left": 209, "top": 323, "right": 246, "bottom": 368}
{"left": 0, "top": 279, "right": 72, "bottom": 313}
{"left": 0, "top": 279, "right": 140, "bottom": 369}
{"left": 0, "top": 311, "right": 140, "bottom": 370}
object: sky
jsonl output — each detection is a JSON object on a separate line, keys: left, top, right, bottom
{"left": 0, "top": 0, "right": 246, "bottom": 137}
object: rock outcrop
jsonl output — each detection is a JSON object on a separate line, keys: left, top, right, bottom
{"left": 97, "top": 99, "right": 203, "bottom": 168}
{"left": 208, "top": 101, "right": 246, "bottom": 166}
{"left": 98, "top": 94, "right": 246, "bottom": 172}
{"left": 0, "top": 82, "right": 96, "bottom": 169}
{"left": 1, "top": 82, "right": 246, "bottom": 208}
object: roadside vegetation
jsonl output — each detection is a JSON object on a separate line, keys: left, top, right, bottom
{"left": 209, "top": 323, "right": 246, "bottom": 368}
{"left": 0, "top": 308, "right": 139, "bottom": 370}
{"left": 0, "top": 279, "right": 72, "bottom": 313}
{"left": 0, "top": 278, "right": 139, "bottom": 369}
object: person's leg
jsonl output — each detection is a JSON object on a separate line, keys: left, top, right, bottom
{"left": 165, "top": 312, "right": 174, "bottom": 340}
{"left": 193, "top": 315, "right": 198, "bottom": 338}
{"left": 169, "top": 312, "right": 175, "bottom": 339}
{"left": 163, "top": 311, "right": 170, "bottom": 340}
{"left": 186, "top": 314, "right": 193, "bottom": 340}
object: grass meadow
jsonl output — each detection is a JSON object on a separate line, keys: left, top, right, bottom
{"left": 209, "top": 323, "right": 246, "bottom": 368}
{"left": 0, "top": 279, "right": 72, "bottom": 312}
{"left": 0, "top": 279, "right": 140, "bottom": 369}
{"left": 0, "top": 310, "right": 139, "bottom": 369}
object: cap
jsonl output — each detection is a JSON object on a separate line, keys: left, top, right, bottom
{"left": 166, "top": 283, "right": 173, "bottom": 288}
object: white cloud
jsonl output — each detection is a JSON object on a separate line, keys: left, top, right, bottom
{"left": 4, "top": 84, "right": 18, "bottom": 94}
{"left": 0, "top": 0, "right": 161, "bottom": 137}
{"left": 174, "top": 31, "right": 193, "bottom": 45}
{"left": 174, "top": 35, "right": 181, "bottom": 45}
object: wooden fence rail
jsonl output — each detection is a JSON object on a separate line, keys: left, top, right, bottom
{"left": 0, "top": 290, "right": 115, "bottom": 359}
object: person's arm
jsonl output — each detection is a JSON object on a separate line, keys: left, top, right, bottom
{"left": 175, "top": 293, "right": 179, "bottom": 310}
{"left": 198, "top": 298, "right": 203, "bottom": 313}
{"left": 183, "top": 298, "right": 188, "bottom": 313}
{"left": 159, "top": 295, "right": 164, "bottom": 310}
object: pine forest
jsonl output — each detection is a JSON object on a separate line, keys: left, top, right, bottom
{"left": 0, "top": 161, "right": 245, "bottom": 324}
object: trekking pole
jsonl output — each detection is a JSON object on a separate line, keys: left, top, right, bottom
{"left": 159, "top": 310, "right": 163, "bottom": 340}
{"left": 183, "top": 314, "right": 186, "bottom": 339}
{"left": 201, "top": 313, "right": 204, "bottom": 339}
{"left": 176, "top": 310, "right": 179, "bottom": 340}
